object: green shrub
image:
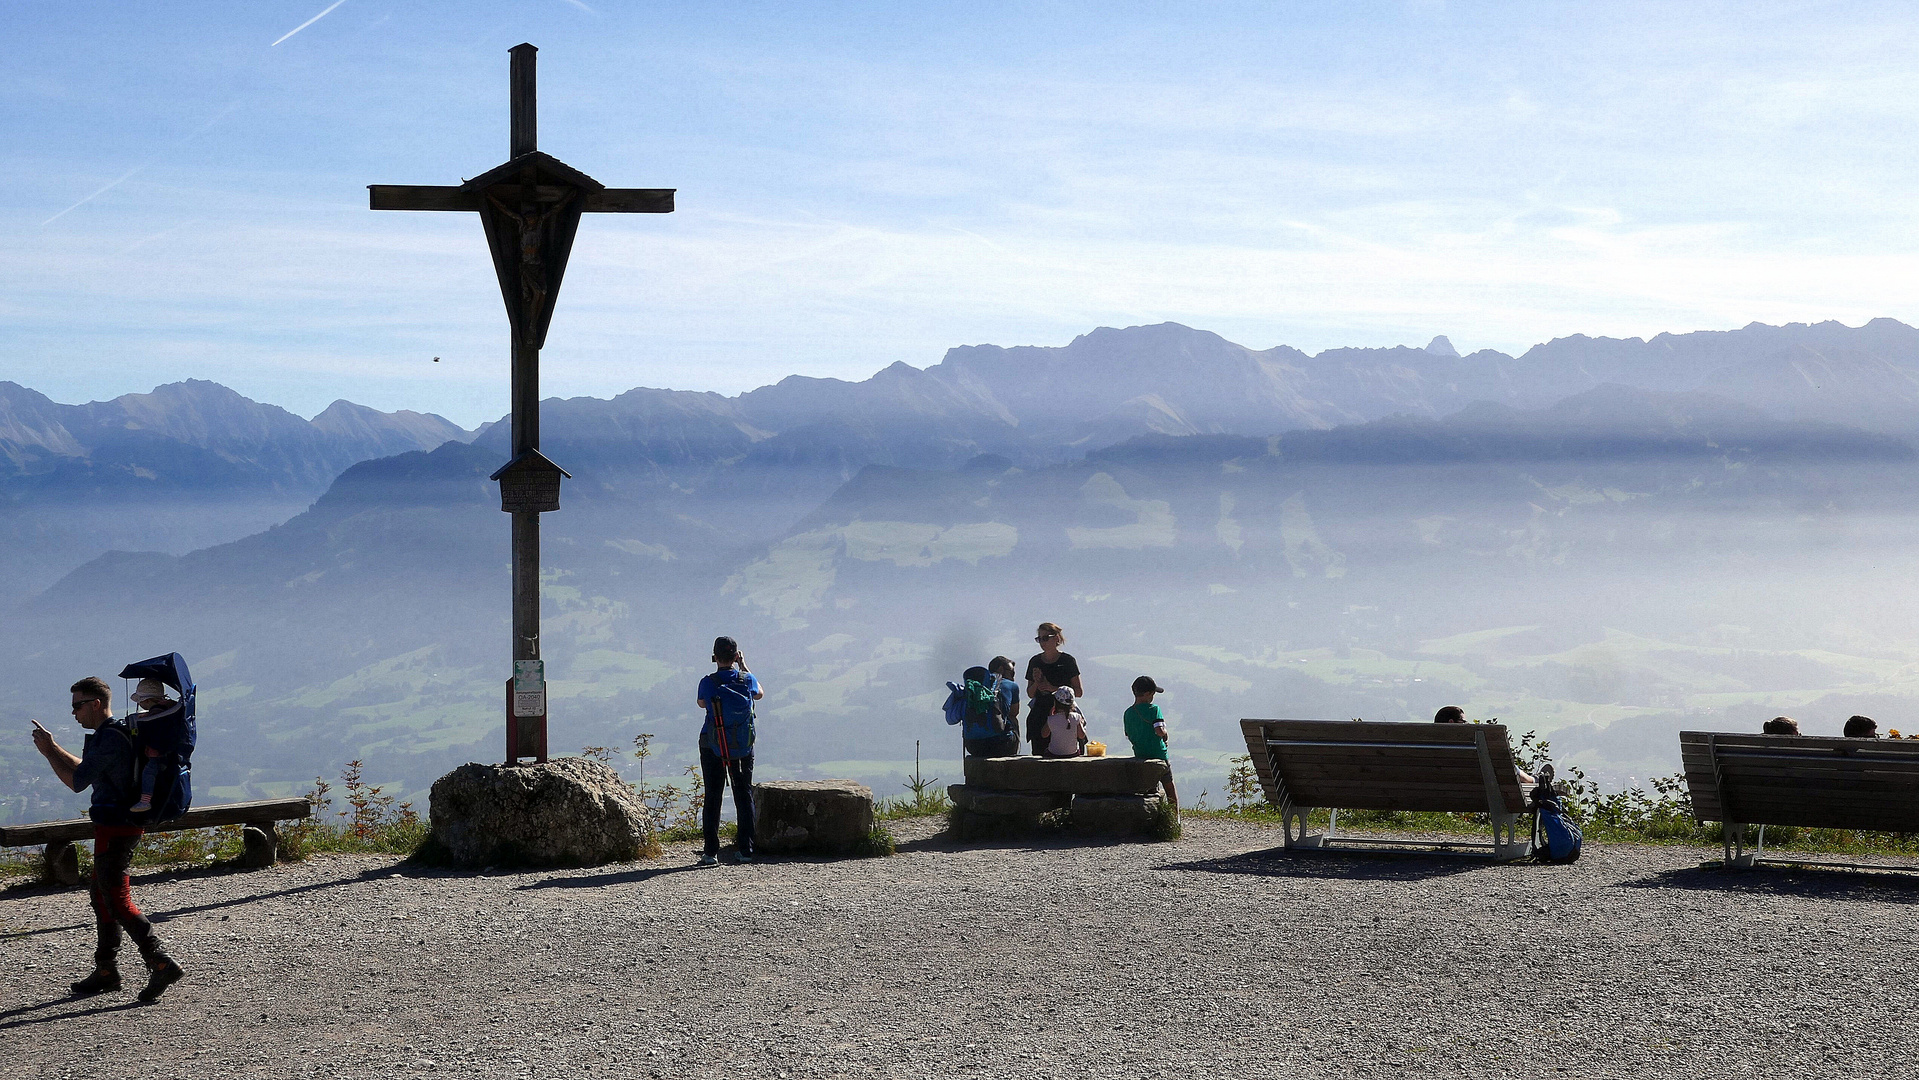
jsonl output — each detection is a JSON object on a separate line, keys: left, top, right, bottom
{"left": 853, "top": 825, "right": 897, "bottom": 858}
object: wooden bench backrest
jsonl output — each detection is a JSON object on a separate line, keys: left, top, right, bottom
{"left": 1680, "top": 731, "right": 1919, "bottom": 831}
{"left": 1240, "top": 719, "right": 1529, "bottom": 814}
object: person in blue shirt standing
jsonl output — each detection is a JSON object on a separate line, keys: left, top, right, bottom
{"left": 695, "top": 636, "right": 763, "bottom": 866}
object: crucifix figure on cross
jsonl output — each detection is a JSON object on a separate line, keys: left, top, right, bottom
{"left": 370, "top": 43, "right": 674, "bottom": 764}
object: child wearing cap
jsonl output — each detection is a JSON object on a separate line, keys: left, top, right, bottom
{"left": 1123, "top": 676, "right": 1178, "bottom": 811}
{"left": 126, "top": 678, "right": 178, "bottom": 815}
{"left": 1042, "top": 687, "right": 1087, "bottom": 758}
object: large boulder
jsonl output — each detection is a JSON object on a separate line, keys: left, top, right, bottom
{"left": 754, "top": 780, "right": 875, "bottom": 855}
{"left": 428, "top": 757, "right": 653, "bottom": 868}
{"left": 962, "top": 755, "right": 1168, "bottom": 794}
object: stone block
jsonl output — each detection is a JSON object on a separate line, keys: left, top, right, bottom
{"left": 1071, "top": 793, "right": 1162, "bottom": 834}
{"left": 241, "top": 822, "right": 278, "bottom": 868}
{"left": 429, "top": 757, "right": 654, "bottom": 868}
{"left": 755, "top": 780, "right": 875, "bottom": 855}
{"left": 947, "top": 784, "right": 1070, "bottom": 816}
{"left": 43, "top": 840, "right": 80, "bottom": 887}
{"left": 962, "top": 755, "right": 1168, "bottom": 795}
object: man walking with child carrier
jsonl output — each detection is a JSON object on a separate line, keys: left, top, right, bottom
{"left": 28, "top": 677, "right": 187, "bottom": 1001}
{"left": 696, "top": 636, "right": 764, "bottom": 866}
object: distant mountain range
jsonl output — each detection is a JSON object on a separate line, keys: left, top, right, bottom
{"left": 10, "top": 317, "right": 1919, "bottom": 822}
{"left": 0, "top": 380, "right": 472, "bottom": 600}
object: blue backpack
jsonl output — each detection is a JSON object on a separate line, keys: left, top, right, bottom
{"left": 701, "top": 668, "right": 756, "bottom": 761}
{"left": 118, "top": 652, "right": 196, "bottom": 823}
{"left": 944, "top": 667, "right": 1010, "bottom": 741}
{"left": 1532, "top": 775, "right": 1583, "bottom": 864}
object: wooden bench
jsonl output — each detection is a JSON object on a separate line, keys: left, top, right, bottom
{"left": 0, "top": 797, "right": 312, "bottom": 886}
{"left": 1680, "top": 731, "right": 1919, "bottom": 868}
{"left": 1240, "top": 719, "right": 1536, "bottom": 859}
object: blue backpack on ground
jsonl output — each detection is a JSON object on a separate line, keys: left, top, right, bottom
{"left": 944, "top": 666, "right": 1010, "bottom": 741}
{"left": 1531, "top": 765, "right": 1583, "bottom": 864}
{"left": 701, "top": 667, "right": 757, "bottom": 761}
{"left": 118, "top": 652, "right": 196, "bottom": 823}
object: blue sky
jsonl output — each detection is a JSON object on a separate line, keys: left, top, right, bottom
{"left": 8, "top": 1, "right": 1919, "bottom": 427}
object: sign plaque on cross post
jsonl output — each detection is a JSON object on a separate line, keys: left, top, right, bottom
{"left": 371, "top": 43, "right": 674, "bottom": 764}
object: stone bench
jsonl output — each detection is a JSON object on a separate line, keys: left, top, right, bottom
{"left": 0, "top": 797, "right": 312, "bottom": 885}
{"left": 754, "top": 780, "right": 875, "bottom": 855}
{"left": 951, "top": 756, "right": 1170, "bottom": 835}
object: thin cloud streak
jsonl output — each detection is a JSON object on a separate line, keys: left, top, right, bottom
{"left": 271, "top": 0, "right": 348, "bottom": 47}
{"left": 40, "top": 163, "right": 148, "bottom": 226}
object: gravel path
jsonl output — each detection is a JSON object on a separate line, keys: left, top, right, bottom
{"left": 4, "top": 818, "right": 1918, "bottom": 1079}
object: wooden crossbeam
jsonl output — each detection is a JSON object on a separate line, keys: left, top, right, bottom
{"left": 370, "top": 185, "right": 674, "bottom": 213}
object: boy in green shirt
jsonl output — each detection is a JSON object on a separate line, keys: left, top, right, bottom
{"left": 1122, "top": 675, "right": 1178, "bottom": 811}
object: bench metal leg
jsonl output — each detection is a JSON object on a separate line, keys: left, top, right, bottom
{"left": 1281, "top": 800, "right": 1324, "bottom": 849}
{"left": 43, "top": 840, "right": 81, "bottom": 887}
{"left": 1490, "top": 812, "right": 1534, "bottom": 861}
{"left": 1724, "top": 822, "right": 1753, "bottom": 868}
{"left": 242, "top": 822, "right": 279, "bottom": 868}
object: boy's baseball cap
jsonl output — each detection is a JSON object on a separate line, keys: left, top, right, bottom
{"left": 1131, "top": 676, "right": 1165, "bottom": 695}
{"left": 1053, "top": 686, "right": 1075, "bottom": 704}
{"left": 712, "top": 636, "right": 740, "bottom": 660}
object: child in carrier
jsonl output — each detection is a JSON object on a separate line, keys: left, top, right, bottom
{"left": 126, "top": 678, "right": 178, "bottom": 815}
{"left": 1042, "top": 687, "right": 1087, "bottom": 758}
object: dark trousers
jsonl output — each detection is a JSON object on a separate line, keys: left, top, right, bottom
{"left": 965, "top": 733, "right": 1020, "bottom": 757}
{"left": 91, "top": 826, "right": 162, "bottom": 970}
{"left": 700, "top": 748, "right": 756, "bottom": 856}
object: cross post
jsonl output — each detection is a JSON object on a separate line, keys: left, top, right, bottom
{"left": 370, "top": 43, "right": 674, "bottom": 764}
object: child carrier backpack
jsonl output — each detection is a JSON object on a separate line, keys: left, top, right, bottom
{"left": 1530, "top": 765, "right": 1583, "bottom": 864}
{"left": 944, "top": 666, "right": 1010, "bottom": 740}
{"left": 118, "top": 652, "right": 196, "bottom": 823}
{"left": 703, "top": 668, "right": 757, "bottom": 761}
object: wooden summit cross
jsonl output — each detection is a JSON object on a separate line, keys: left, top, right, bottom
{"left": 370, "top": 43, "right": 674, "bottom": 764}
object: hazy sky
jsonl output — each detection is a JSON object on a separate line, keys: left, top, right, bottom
{"left": 8, "top": 1, "right": 1919, "bottom": 426}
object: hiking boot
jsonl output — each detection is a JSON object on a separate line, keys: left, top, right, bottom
{"left": 70, "top": 966, "right": 121, "bottom": 996}
{"left": 696, "top": 853, "right": 718, "bottom": 867}
{"left": 136, "top": 958, "right": 184, "bottom": 1003}
{"left": 733, "top": 850, "right": 755, "bottom": 864}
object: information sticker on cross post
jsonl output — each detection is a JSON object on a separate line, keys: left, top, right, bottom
{"left": 513, "top": 659, "right": 546, "bottom": 718}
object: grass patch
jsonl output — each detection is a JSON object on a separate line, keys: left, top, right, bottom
{"left": 853, "top": 825, "right": 898, "bottom": 857}
{"left": 1145, "top": 799, "right": 1182, "bottom": 842}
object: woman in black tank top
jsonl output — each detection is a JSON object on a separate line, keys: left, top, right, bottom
{"left": 1024, "top": 622, "right": 1084, "bottom": 754}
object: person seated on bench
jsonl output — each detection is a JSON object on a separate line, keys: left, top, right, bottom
{"left": 1762, "top": 716, "right": 1800, "bottom": 735}
{"left": 1041, "top": 687, "right": 1087, "bottom": 758}
{"left": 1433, "top": 704, "right": 1533, "bottom": 783}
{"left": 1844, "top": 715, "right": 1879, "bottom": 738}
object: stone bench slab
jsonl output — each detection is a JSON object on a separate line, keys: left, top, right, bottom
{"left": 755, "top": 780, "right": 874, "bottom": 855}
{"left": 962, "top": 755, "right": 1168, "bottom": 795}
{"left": 948, "top": 785, "right": 1070, "bottom": 816}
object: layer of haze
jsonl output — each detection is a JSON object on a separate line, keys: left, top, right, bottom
{"left": 8, "top": 1, "right": 1919, "bottom": 426}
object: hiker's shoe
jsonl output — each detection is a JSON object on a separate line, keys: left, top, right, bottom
{"left": 70, "top": 967, "right": 121, "bottom": 996}
{"left": 733, "top": 850, "right": 755, "bottom": 864}
{"left": 128, "top": 797, "right": 152, "bottom": 814}
{"left": 696, "top": 853, "right": 719, "bottom": 867}
{"left": 137, "top": 958, "right": 184, "bottom": 1003}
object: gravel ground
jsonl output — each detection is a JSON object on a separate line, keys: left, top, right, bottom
{"left": 4, "top": 817, "right": 1918, "bottom": 1079}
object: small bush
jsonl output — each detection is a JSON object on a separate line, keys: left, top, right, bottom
{"left": 1146, "top": 799, "right": 1182, "bottom": 842}
{"left": 853, "top": 825, "right": 897, "bottom": 858}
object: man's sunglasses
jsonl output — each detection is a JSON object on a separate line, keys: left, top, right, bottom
{"left": 70, "top": 700, "right": 103, "bottom": 712}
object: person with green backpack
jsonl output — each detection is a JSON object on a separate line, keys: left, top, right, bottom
{"left": 944, "top": 659, "right": 1020, "bottom": 757}
{"left": 695, "top": 636, "right": 763, "bottom": 866}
